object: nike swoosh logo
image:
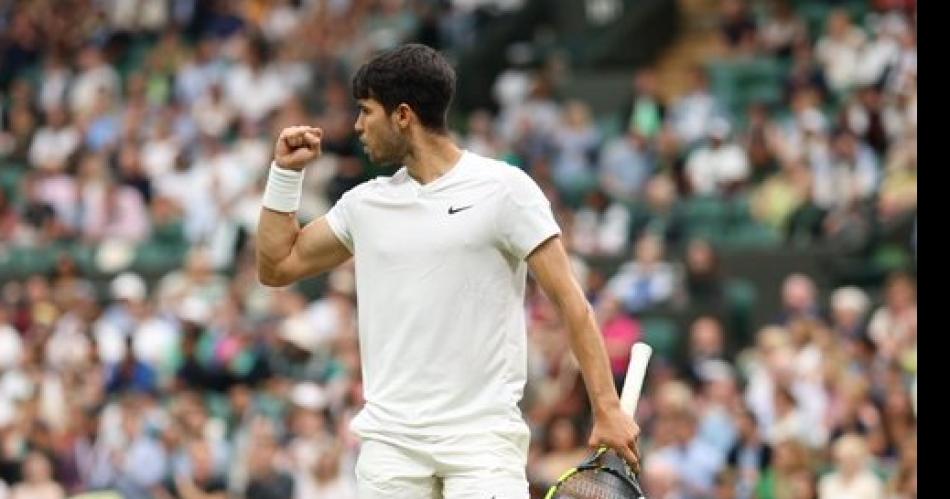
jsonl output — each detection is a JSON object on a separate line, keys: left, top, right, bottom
{"left": 448, "top": 205, "right": 474, "bottom": 215}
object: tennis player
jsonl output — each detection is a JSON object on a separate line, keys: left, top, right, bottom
{"left": 257, "top": 43, "right": 639, "bottom": 498}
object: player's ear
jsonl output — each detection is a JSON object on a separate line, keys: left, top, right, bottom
{"left": 393, "top": 103, "right": 412, "bottom": 130}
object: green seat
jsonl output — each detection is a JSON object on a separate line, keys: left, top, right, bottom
{"left": 708, "top": 57, "right": 786, "bottom": 117}
{"left": 132, "top": 242, "right": 188, "bottom": 277}
{"left": 4, "top": 246, "right": 58, "bottom": 278}
{"left": 681, "top": 196, "right": 729, "bottom": 243}
{"left": 725, "top": 279, "right": 757, "bottom": 346}
{"left": 723, "top": 222, "right": 781, "bottom": 250}
{"left": 640, "top": 316, "right": 681, "bottom": 361}
{"left": 0, "top": 164, "right": 27, "bottom": 201}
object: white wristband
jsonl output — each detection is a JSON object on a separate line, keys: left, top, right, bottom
{"left": 262, "top": 162, "right": 304, "bottom": 213}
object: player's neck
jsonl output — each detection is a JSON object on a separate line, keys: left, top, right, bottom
{"left": 403, "top": 132, "right": 463, "bottom": 185}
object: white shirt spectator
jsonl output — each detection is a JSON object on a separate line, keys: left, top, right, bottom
{"left": 69, "top": 50, "right": 121, "bottom": 118}
{"left": 225, "top": 64, "right": 291, "bottom": 124}
{"left": 815, "top": 16, "right": 867, "bottom": 92}
{"left": 812, "top": 140, "right": 879, "bottom": 209}
{"left": 819, "top": 469, "right": 885, "bottom": 499}
{"left": 29, "top": 124, "right": 80, "bottom": 171}
{"left": 571, "top": 202, "right": 631, "bottom": 258}
{"left": 141, "top": 130, "right": 182, "bottom": 180}
{"left": 0, "top": 324, "right": 23, "bottom": 371}
{"left": 192, "top": 85, "right": 236, "bottom": 138}
{"left": 686, "top": 142, "right": 750, "bottom": 195}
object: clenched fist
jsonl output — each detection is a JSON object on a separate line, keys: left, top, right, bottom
{"left": 274, "top": 126, "right": 323, "bottom": 170}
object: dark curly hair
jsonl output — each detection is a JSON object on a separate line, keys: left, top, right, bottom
{"left": 351, "top": 44, "right": 456, "bottom": 133}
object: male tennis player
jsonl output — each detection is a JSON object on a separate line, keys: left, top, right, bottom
{"left": 257, "top": 44, "right": 639, "bottom": 498}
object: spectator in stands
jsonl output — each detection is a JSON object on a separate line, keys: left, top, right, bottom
{"left": 87, "top": 398, "right": 167, "bottom": 498}
{"left": 607, "top": 233, "right": 676, "bottom": 314}
{"left": 225, "top": 36, "right": 291, "bottom": 124}
{"left": 878, "top": 131, "right": 917, "bottom": 225}
{"left": 155, "top": 439, "right": 227, "bottom": 499}
{"left": 552, "top": 100, "right": 601, "bottom": 198}
{"left": 819, "top": 433, "right": 885, "bottom": 499}
{"left": 671, "top": 67, "right": 726, "bottom": 148}
{"left": 829, "top": 286, "right": 870, "bottom": 341}
{"left": 682, "top": 239, "right": 726, "bottom": 313}
{"left": 528, "top": 417, "right": 590, "bottom": 489}
{"left": 649, "top": 409, "right": 725, "bottom": 498}
{"left": 302, "top": 446, "right": 357, "bottom": 499}
{"left": 868, "top": 272, "right": 917, "bottom": 369}
{"left": 755, "top": 438, "right": 814, "bottom": 499}
{"left": 694, "top": 359, "right": 740, "bottom": 455}
{"left": 727, "top": 407, "right": 772, "bottom": 499}
{"left": 686, "top": 317, "right": 729, "bottom": 383}
{"left": 8, "top": 452, "right": 64, "bottom": 499}
{"left": 759, "top": 0, "right": 807, "bottom": 58}
{"left": 777, "top": 274, "right": 821, "bottom": 325}
{"left": 686, "top": 118, "right": 750, "bottom": 196}
{"left": 815, "top": 9, "right": 867, "bottom": 94}
{"left": 78, "top": 154, "right": 151, "bottom": 244}
{"left": 29, "top": 107, "right": 80, "bottom": 173}
{"left": 244, "top": 428, "right": 295, "bottom": 499}
{"left": 633, "top": 174, "right": 687, "bottom": 247}
{"left": 69, "top": 44, "right": 121, "bottom": 119}
{"left": 719, "top": 0, "right": 758, "bottom": 55}
{"left": 595, "top": 292, "right": 642, "bottom": 390}
{"left": 105, "top": 336, "right": 158, "bottom": 396}
{"left": 751, "top": 159, "right": 812, "bottom": 232}
{"left": 598, "top": 128, "right": 656, "bottom": 203}
{"left": 620, "top": 68, "right": 665, "bottom": 139}
{"left": 570, "top": 189, "right": 630, "bottom": 258}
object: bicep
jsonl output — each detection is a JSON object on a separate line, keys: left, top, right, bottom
{"left": 275, "top": 216, "right": 352, "bottom": 283}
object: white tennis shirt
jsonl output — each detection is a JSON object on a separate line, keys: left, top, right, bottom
{"left": 325, "top": 150, "right": 560, "bottom": 440}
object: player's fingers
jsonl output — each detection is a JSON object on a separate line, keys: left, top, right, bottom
{"left": 628, "top": 437, "right": 641, "bottom": 460}
{"left": 304, "top": 132, "right": 321, "bottom": 147}
{"left": 283, "top": 132, "right": 300, "bottom": 148}
{"left": 619, "top": 445, "right": 640, "bottom": 474}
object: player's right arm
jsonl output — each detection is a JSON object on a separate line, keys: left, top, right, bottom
{"left": 257, "top": 126, "right": 352, "bottom": 287}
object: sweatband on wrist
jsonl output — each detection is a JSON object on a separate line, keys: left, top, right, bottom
{"left": 262, "top": 162, "right": 304, "bottom": 213}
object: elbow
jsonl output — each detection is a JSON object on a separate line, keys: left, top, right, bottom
{"left": 257, "top": 267, "right": 290, "bottom": 287}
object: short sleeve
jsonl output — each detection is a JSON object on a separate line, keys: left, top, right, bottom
{"left": 497, "top": 169, "right": 561, "bottom": 260}
{"left": 325, "top": 190, "right": 356, "bottom": 253}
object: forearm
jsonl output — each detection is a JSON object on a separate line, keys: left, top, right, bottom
{"left": 256, "top": 208, "right": 300, "bottom": 284}
{"left": 559, "top": 299, "right": 622, "bottom": 416}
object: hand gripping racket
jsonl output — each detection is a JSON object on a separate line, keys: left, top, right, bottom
{"left": 544, "top": 342, "right": 653, "bottom": 499}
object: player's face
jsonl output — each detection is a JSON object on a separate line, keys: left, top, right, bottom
{"left": 355, "top": 98, "right": 409, "bottom": 166}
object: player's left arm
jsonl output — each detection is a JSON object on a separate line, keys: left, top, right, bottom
{"left": 527, "top": 235, "right": 641, "bottom": 470}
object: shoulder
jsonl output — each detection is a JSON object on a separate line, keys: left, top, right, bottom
{"left": 468, "top": 152, "right": 545, "bottom": 199}
{"left": 337, "top": 170, "right": 407, "bottom": 202}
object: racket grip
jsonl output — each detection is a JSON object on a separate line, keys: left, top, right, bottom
{"left": 619, "top": 342, "right": 652, "bottom": 417}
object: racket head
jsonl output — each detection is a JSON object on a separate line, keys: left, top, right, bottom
{"left": 544, "top": 447, "right": 646, "bottom": 499}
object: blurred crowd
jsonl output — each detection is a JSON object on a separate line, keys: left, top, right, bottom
{"left": 0, "top": 0, "right": 915, "bottom": 498}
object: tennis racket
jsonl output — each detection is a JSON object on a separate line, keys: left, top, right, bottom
{"left": 544, "top": 342, "right": 653, "bottom": 499}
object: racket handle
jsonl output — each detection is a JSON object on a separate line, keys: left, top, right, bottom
{"left": 619, "top": 342, "right": 652, "bottom": 417}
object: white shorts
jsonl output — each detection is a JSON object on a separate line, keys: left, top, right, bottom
{"left": 355, "top": 431, "right": 530, "bottom": 499}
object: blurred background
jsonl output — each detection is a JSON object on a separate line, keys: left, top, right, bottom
{"left": 0, "top": 0, "right": 916, "bottom": 498}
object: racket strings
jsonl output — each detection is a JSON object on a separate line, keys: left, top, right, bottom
{"left": 549, "top": 468, "right": 641, "bottom": 499}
